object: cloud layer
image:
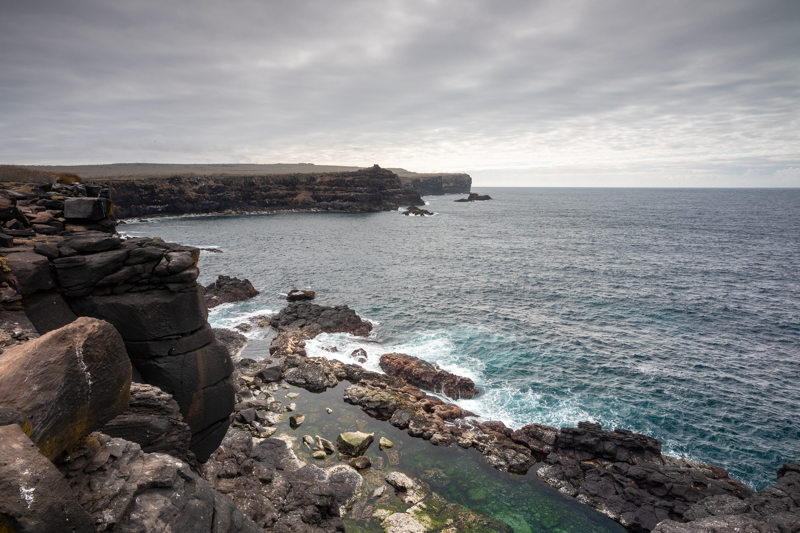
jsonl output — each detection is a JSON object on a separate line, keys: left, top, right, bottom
{"left": 1, "top": 0, "right": 798, "bottom": 185}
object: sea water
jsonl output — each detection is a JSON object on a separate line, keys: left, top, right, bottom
{"left": 120, "top": 187, "right": 800, "bottom": 491}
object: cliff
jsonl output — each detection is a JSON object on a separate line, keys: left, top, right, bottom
{"left": 390, "top": 169, "right": 472, "bottom": 195}
{"left": 90, "top": 165, "right": 423, "bottom": 219}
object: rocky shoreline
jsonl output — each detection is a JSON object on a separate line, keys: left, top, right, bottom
{"left": 0, "top": 180, "right": 796, "bottom": 533}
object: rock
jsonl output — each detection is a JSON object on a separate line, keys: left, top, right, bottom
{"left": 213, "top": 327, "right": 248, "bottom": 358}
{"left": 302, "top": 435, "right": 315, "bottom": 449}
{"left": 99, "top": 382, "right": 193, "bottom": 463}
{"left": 380, "top": 437, "right": 395, "bottom": 450}
{"left": 59, "top": 232, "right": 121, "bottom": 253}
{"left": 0, "top": 317, "right": 131, "bottom": 459}
{"left": 454, "top": 192, "right": 492, "bottom": 202}
{"left": 287, "top": 289, "right": 315, "bottom": 301}
{"left": 653, "top": 515, "right": 781, "bottom": 532}
{"left": 286, "top": 393, "right": 299, "bottom": 399}
{"left": 337, "top": 431, "right": 374, "bottom": 456}
{"left": 58, "top": 432, "right": 260, "bottom": 533}
{"left": 270, "top": 302, "right": 372, "bottom": 337}
{"left": 282, "top": 355, "right": 340, "bottom": 391}
{"left": 381, "top": 512, "right": 427, "bottom": 533}
{"left": 316, "top": 436, "right": 336, "bottom": 454}
{"left": 351, "top": 348, "right": 368, "bottom": 363}
{"left": 0, "top": 423, "right": 95, "bottom": 533}
{"left": 350, "top": 456, "right": 372, "bottom": 470}
{"left": 2, "top": 251, "right": 54, "bottom": 295}
{"left": 254, "top": 367, "right": 281, "bottom": 383}
{"left": 385, "top": 471, "right": 425, "bottom": 504}
{"left": 0, "top": 232, "right": 13, "bottom": 247}
{"left": 379, "top": 352, "right": 481, "bottom": 399}
{"left": 402, "top": 206, "right": 434, "bottom": 216}
{"left": 204, "top": 275, "right": 259, "bottom": 308}
{"left": 286, "top": 402, "right": 297, "bottom": 411}
{"left": 372, "top": 486, "right": 386, "bottom": 498}
{"left": 312, "top": 450, "right": 327, "bottom": 459}
{"left": 21, "top": 290, "right": 78, "bottom": 334}
{"left": 326, "top": 407, "right": 333, "bottom": 414}
{"left": 0, "top": 407, "right": 31, "bottom": 432}
{"left": 63, "top": 197, "right": 111, "bottom": 220}
{"left": 289, "top": 414, "right": 305, "bottom": 428}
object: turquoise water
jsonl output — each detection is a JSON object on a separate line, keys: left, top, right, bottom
{"left": 120, "top": 188, "right": 800, "bottom": 490}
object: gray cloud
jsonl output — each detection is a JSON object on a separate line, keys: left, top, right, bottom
{"left": 1, "top": 0, "right": 798, "bottom": 185}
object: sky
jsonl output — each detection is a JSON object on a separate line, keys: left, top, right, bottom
{"left": 1, "top": 0, "right": 799, "bottom": 186}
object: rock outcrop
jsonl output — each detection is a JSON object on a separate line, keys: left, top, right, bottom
{"left": 202, "top": 427, "right": 361, "bottom": 532}
{"left": 379, "top": 352, "right": 481, "bottom": 400}
{"left": 97, "top": 165, "right": 424, "bottom": 218}
{"left": 0, "top": 317, "right": 131, "bottom": 459}
{"left": 394, "top": 172, "right": 472, "bottom": 195}
{"left": 57, "top": 432, "right": 261, "bottom": 533}
{"left": 402, "top": 206, "right": 434, "bottom": 216}
{"left": 2, "top": 232, "right": 235, "bottom": 462}
{"left": 287, "top": 289, "right": 315, "bottom": 301}
{"left": 99, "top": 382, "right": 194, "bottom": 463}
{"left": 0, "top": 423, "right": 94, "bottom": 533}
{"left": 204, "top": 275, "right": 259, "bottom": 308}
{"left": 455, "top": 192, "right": 492, "bottom": 202}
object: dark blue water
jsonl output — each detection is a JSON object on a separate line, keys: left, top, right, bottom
{"left": 121, "top": 188, "right": 800, "bottom": 491}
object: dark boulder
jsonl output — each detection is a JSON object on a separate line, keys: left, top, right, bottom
{"left": 2, "top": 251, "right": 54, "bottom": 295}
{"left": 287, "top": 289, "right": 316, "bottom": 301}
{"left": 455, "top": 192, "right": 492, "bottom": 202}
{"left": 0, "top": 424, "right": 94, "bottom": 533}
{"left": 204, "top": 275, "right": 259, "bottom": 308}
{"left": 214, "top": 327, "right": 248, "bottom": 357}
{"left": 270, "top": 302, "right": 372, "bottom": 337}
{"left": 402, "top": 206, "right": 434, "bottom": 216}
{"left": 379, "top": 352, "right": 481, "bottom": 400}
{"left": 21, "top": 290, "right": 78, "bottom": 334}
{"left": 0, "top": 317, "right": 131, "bottom": 459}
{"left": 63, "top": 197, "right": 111, "bottom": 220}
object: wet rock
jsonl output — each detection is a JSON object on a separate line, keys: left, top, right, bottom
{"left": 270, "top": 302, "right": 372, "bottom": 337}
{"left": 337, "top": 431, "right": 374, "bottom": 457}
{"left": 379, "top": 352, "right": 480, "bottom": 400}
{"left": 351, "top": 348, "right": 368, "bottom": 363}
{"left": 313, "top": 450, "right": 327, "bottom": 460}
{"left": 380, "top": 437, "right": 395, "bottom": 450}
{"left": 381, "top": 511, "right": 427, "bottom": 532}
{"left": 282, "top": 355, "right": 339, "bottom": 391}
{"left": 287, "top": 289, "right": 315, "bottom": 301}
{"left": 350, "top": 456, "right": 372, "bottom": 470}
{"left": 402, "top": 206, "right": 433, "bottom": 216}
{"left": 289, "top": 414, "right": 305, "bottom": 428}
{"left": 204, "top": 275, "right": 259, "bottom": 308}
{"left": 99, "top": 382, "right": 193, "bottom": 463}
{"left": 385, "top": 471, "right": 426, "bottom": 505}
{"left": 214, "top": 327, "right": 248, "bottom": 358}
{"left": 653, "top": 515, "right": 780, "bottom": 532}
{"left": 0, "top": 317, "right": 131, "bottom": 459}
{"left": 316, "top": 436, "right": 336, "bottom": 454}
{"left": 0, "top": 423, "right": 94, "bottom": 533}
{"left": 326, "top": 407, "right": 333, "bottom": 414}
{"left": 58, "top": 432, "right": 260, "bottom": 533}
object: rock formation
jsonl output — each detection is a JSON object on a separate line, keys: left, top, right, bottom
{"left": 96, "top": 165, "right": 424, "bottom": 218}
{"left": 379, "top": 352, "right": 481, "bottom": 400}
{"left": 2, "top": 231, "right": 235, "bottom": 462}
{"left": 204, "top": 275, "right": 259, "bottom": 308}
{"left": 394, "top": 171, "right": 472, "bottom": 195}
{"left": 455, "top": 192, "right": 492, "bottom": 202}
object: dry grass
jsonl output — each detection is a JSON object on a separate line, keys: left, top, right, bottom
{"left": 0, "top": 165, "right": 59, "bottom": 184}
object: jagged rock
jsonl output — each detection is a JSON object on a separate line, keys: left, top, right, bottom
{"left": 270, "top": 302, "right": 372, "bottom": 337}
{"left": 454, "top": 192, "right": 492, "bottom": 202}
{"left": 214, "top": 327, "right": 248, "bottom": 358}
{"left": 337, "top": 431, "right": 374, "bottom": 456}
{"left": 287, "top": 289, "right": 315, "bottom": 301}
{"left": 204, "top": 275, "right": 259, "bottom": 308}
{"left": 385, "top": 471, "right": 426, "bottom": 505}
{"left": 282, "top": 355, "right": 340, "bottom": 391}
{"left": 0, "top": 423, "right": 94, "bottom": 533}
{"left": 653, "top": 515, "right": 780, "bottom": 532}
{"left": 402, "top": 206, "right": 433, "bottom": 216}
{"left": 99, "top": 382, "right": 193, "bottom": 463}
{"left": 379, "top": 352, "right": 480, "bottom": 400}
{"left": 57, "top": 432, "right": 260, "bottom": 533}
{"left": 0, "top": 317, "right": 131, "bottom": 459}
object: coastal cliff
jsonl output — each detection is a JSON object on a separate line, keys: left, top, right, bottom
{"left": 92, "top": 165, "right": 424, "bottom": 219}
{"left": 393, "top": 171, "right": 472, "bottom": 195}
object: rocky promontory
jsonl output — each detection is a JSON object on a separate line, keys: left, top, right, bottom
{"left": 94, "top": 165, "right": 425, "bottom": 218}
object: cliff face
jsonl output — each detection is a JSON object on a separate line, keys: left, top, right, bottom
{"left": 395, "top": 173, "right": 472, "bottom": 196}
{"left": 94, "top": 165, "right": 423, "bottom": 219}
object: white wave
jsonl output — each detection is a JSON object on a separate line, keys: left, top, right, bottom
{"left": 208, "top": 306, "right": 278, "bottom": 340}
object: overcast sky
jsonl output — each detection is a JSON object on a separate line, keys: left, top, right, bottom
{"left": 1, "top": 1, "right": 798, "bottom": 186}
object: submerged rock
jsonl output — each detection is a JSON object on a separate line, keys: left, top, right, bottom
{"left": 337, "top": 431, "right": 374, "bottom": 456}
{"left": 350, "top": 456, "right": 372, "bottom": 470}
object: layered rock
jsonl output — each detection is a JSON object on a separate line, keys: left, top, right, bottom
{"left": 57, "top": 432, "right": 260, "bottom": 533}
{"left": 0, "top": 317, "right": 131, "bottom": 459}
{"left": 269, "top": 302, "right": 372, "bottom": 359}
{"left": 99, "top": 382, "right": 194, "bottom": 463}
{"left": 2, "top": 232, "right": 235, "bottom": 462}
{"left": 204, "top": 275, "right": 259, "bottom": 308}
{"left": 97, "top": 165, "right": 424, "bottom": 218}
{"left": 379, "top": 352, "right": 481, "bottom": 400}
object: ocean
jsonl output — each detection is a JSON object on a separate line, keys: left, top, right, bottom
{"left": 120, "top": 187, "right": 800, "bottom": 491}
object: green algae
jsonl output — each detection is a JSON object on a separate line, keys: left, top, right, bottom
{"left": 267, "top": 381, "right": 626, "bottom": 533}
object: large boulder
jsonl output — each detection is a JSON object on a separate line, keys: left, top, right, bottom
{"left": 99, "top": 382, "right": 193, "bottom": 462}
{"left": 336, "top": 431, "right": 374, "bottom": 457}
{"left": 0, "top": 424, "right": 94, "bottom": 533}
{"left": 2, "top": 251, "right": 54, "bottom": 295}
{"left": 0, "top": 317, "right": 131, "bottom": 459}
{"left": 270, "top": 303, "right": 372, "bottom": 336}
{"left": 57, "top": 432, "right": 261, "bottom": 533}
{"left": 204, "top": 275, "right": 259, "bottom": 308}
{"left": 379, "top": 352, "right": 481, "bottom": 400}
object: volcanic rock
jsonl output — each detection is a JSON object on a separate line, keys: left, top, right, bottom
{"left": 0, "top": 317, "right": 131, "bottom": 459}
{"left": 337, "top": 431, "right": 374, "bottom": 457}
{"left": 204, "top": 275, "right": 259, "bottom": 308}
{"left": 379, "top": 352, "right": 480, "bottom": 400}
{"left": 287, "top": 289, "right": 315, "bottom": 301}
{"left": 455, "top": 192, "right": 492, "bottom": 202}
